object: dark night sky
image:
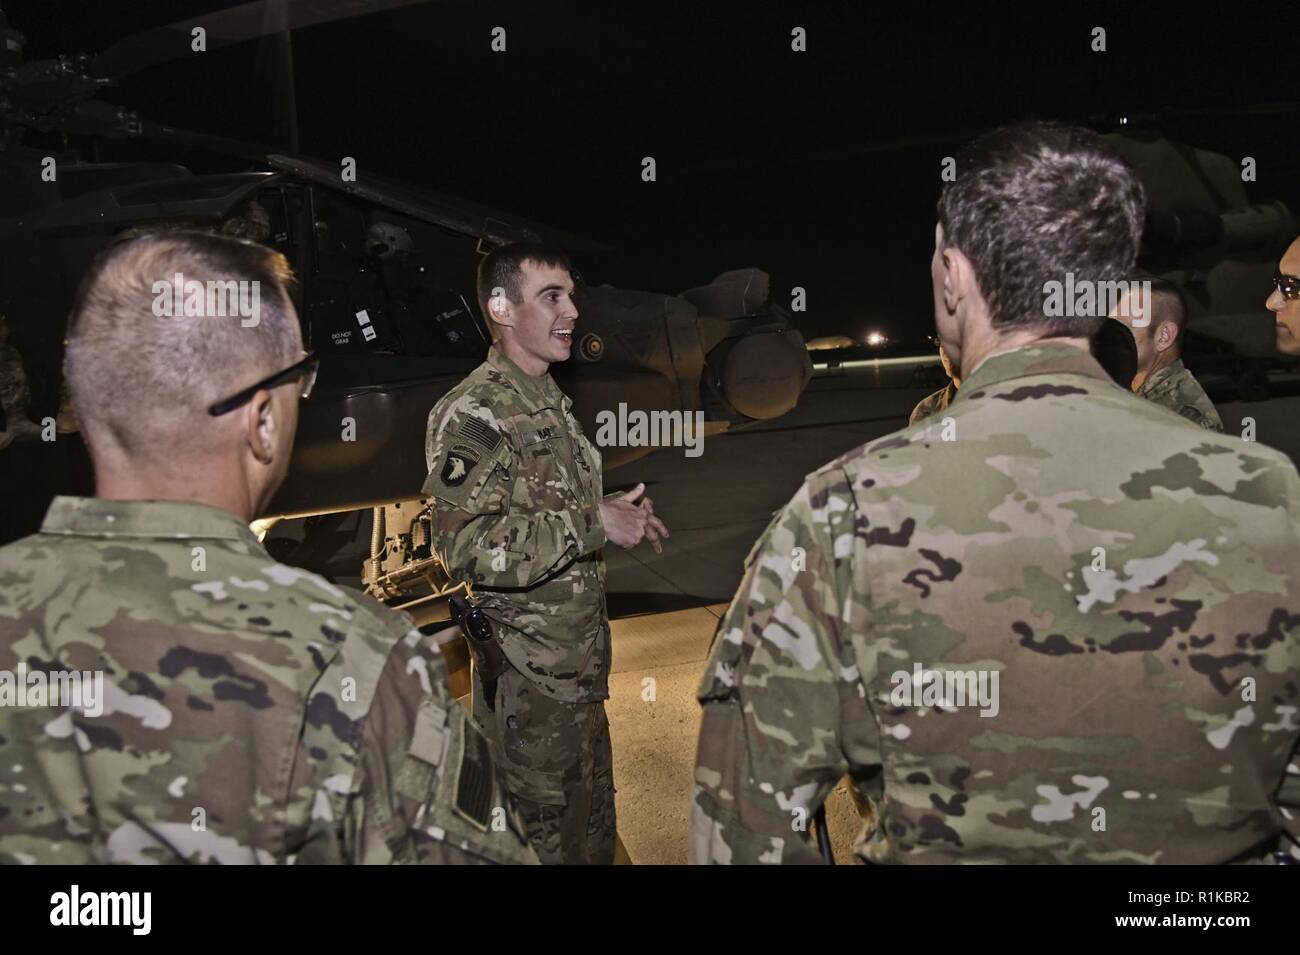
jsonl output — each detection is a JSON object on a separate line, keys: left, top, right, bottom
{"left": 9, "top": 0, "right": 1300, "bottom": 344}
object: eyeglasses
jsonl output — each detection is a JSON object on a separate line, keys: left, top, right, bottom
{"left": 1274, "top": 273, "right": 1300, "bottom": 302}
{"left": 208, "top": 353, "right": 319, "bottom": 416}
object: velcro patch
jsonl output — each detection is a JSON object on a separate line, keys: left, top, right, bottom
{"left": 457, "top": 416, "right": 503, "bottom": 454}
{"left": 410, "top": 703, "right": 449, "bottom": 765}
{"left": 441, "top": 447, "right": 480, "bottom": 486}
{"left": 454, "top": 728, "right": 495, "bottom": 831}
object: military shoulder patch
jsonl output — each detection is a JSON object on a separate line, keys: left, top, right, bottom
{"left": 441, "top": 446, "right": 480, "bottom": 486}
{"left": 457, "top": 416, "right": 503, "bottom": 454}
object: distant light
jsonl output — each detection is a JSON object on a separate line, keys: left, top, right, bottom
{"left": 1119, "top": 116, "right": 1128, "bottom": 126}
{"left": 865, "top": 331, "right": 887, "bottom": 347}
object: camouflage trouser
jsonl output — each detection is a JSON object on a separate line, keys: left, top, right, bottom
{"left": 472, "top": 664, "right": 616, "bottom": 865}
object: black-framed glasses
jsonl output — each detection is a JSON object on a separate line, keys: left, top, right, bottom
{"left": 208, "top": 353, "right": 319, "bottom": 416}
{"left": 1274, "top": 273, "right": 1300, "bottom": 302}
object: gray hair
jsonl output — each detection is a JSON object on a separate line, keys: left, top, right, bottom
{"left": 64, "top": 231, "right": 300, "bottom": 455}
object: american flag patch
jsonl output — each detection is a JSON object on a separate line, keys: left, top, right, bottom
{"left": 457, "top": 416, "right": 503, "bottom": 453}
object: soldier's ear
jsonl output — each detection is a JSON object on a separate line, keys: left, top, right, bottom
{"left": 486, "top": 289, "right": 514, "bottom": 334}
{"left": 246, "top": 389, "right": 277, "bottom": 464}
{"left": 944, "top": 247, "right": 975, "bottom": 311}
{"left": 488, "top": 286, "right": 511, "bottom": 316}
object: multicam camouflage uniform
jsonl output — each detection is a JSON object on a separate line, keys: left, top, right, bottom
{"left": 908, "top": 380, "right": 957, "bottom": 426}
{"left": 0, "top": 497, "right": 535, "bottom": 865}
{"left": 1139, "top": 358, "right": 1223, "bottom": 432}
{"left": 424, "top": 344, "right": 615, "bottom": 864}
{"left": 693, "top": 344, "right": 1300, "bottom": 864}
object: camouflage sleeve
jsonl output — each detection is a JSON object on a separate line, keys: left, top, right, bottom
{"left": 298, "top": 603, "right": 536, "bottom": 865}
{"left": 908, "top": 395, "right": 934, "bottom": 427}
{"left": 1176, "top": 404, "right": 1224, "bottom": 433}
{"left": 691, "top": 468, "right": 877, "bottom": 864}
{"left": 1277, "top": 464, "right": 1300, "bottom": 859}
{"left": 425, "top": 409, "right": 594, "bottom": 589}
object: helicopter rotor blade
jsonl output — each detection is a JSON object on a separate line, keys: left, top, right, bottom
{"left": 90, "top": 0, "right": 431, "bottom": 80}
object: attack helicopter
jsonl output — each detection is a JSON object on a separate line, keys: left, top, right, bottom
{"left": 0, "top": 0, "right": 813, "bottom": 618}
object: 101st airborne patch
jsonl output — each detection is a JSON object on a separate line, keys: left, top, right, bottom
{"left": 441, "top": 446, "right": 479, "bottom": 486}
{"left": 440, "top": 416, "right": 504, "bottom": 487}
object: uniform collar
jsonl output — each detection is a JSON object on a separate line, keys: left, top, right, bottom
{"left": 1139, "top": 357, "right": 1185, "bottom": 395}
{"left": 40, "top": 496, "right": 263, "bottom": 545}
{"left": 957, "top": 341, "right": 1111, "bottom": 396}
{"left": 487, "top": 344, "right": 568, "bottom": 410}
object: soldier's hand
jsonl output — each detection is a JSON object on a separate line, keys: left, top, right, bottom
{"left": 639, "top": 496, "right": 669, "bottom": 554}
{"left": 599, "top": 484, "right": 652, "bottom": 549}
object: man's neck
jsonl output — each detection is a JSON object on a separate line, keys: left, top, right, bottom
{"left": 94, "top": 466, "right": 257, "bottom": 523}
{"left": 961, "top": 328, "right": 1089, "bottom": 380}
{"left": 499, "top": 340, "right": 549, "bottom": 377}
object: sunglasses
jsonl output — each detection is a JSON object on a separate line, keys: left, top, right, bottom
{"left": 1274, "top": 273, "right": 1300, "bottom": 302}
{"left": 208, "top": 353, "right": 319, "bottom": 416}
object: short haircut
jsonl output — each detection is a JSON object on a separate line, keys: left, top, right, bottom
{"left": 64, "top": 231, "right": 299, "bottom": 456}
{"left": 937, "top": 122, "right": 1146, "bottom": 336}
{"left": 476, "top": 240, "right": 573, "bottom": 322}
{"left": 1147, "top": 277, "right": 1187, "bottom": 334}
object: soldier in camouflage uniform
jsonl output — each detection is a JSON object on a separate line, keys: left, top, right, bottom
{"left": 908, "top": 342, "right": 959, "bottom": 426}
{"left": 693, "top": 123, "right": 1300, "bottom": 865}
{"left": 425, "top": 242, "right": 668, "bottom": 864}
{"left": 0, "top": 232, "right": 533, "bottom": 864}
{"left": 1111, "top": 279, "right": 1223, "bottom": 432}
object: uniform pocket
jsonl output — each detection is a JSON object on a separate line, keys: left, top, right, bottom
{"left": 396, "top": 698, "right": 536, "bottom": 863}
{"left": 498, "top": 761, "right": 568, "bottom": 808}
{"left": 495, "top": 668, "right": 573, "bottom": 808}
{"left": 513, "top": 415, "right": 581, "bottom": 501}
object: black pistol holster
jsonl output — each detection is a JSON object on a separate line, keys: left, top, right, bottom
{"left": 449, "top": 593, "right": 509, "bottom": 711}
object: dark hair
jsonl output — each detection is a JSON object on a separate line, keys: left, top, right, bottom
{"left": 1146, "top": 276, "right": 1187, "bottom": 333}
{"left": 476, "top": 241, "right": 573, "bottom": 319}
{"left": 938, "top": 122, "right": 1146, "bottom": 336}
{"left": 1091, "top": 319, "right": 1138, "bottom": 388}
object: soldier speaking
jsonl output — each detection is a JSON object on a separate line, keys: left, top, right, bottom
{"left": 424, "top": 241, "right": 669, "bottom": 864}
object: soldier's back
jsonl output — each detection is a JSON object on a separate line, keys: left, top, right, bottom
{"left": 822, "top": 345, "right": 1299, "bottom": 862}
{"left": 0, "top": 497, "right": 533, "bottom": 864}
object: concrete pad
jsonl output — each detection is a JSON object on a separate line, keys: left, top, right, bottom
{"left": 606, "top": 602, "right": 864, "bottom": 864}
{"left": 605, "top": 604, "right": 719, "bottom": 864}
{"left": 609, "top": 603, "right": 727, "bottom": 672}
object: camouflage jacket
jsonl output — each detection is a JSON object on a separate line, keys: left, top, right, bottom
{"left": 693, "top": 343, "right": 1300, "bottom": 864}
{"left": 424, "top": 345, "right": 610, "bottom": 703}
{"left": 1139, "top": 358, "right": 1224, "bottom": 432}
{"left": 0, "top": 497, "right": 536, "bottom": 865}
{"left": 908, "top": 380, "right": 957, "bottom": 426}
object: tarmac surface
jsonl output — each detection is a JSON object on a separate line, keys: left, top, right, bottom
{"left": 606, "top": 602, "right": 867, "bottom": 864}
